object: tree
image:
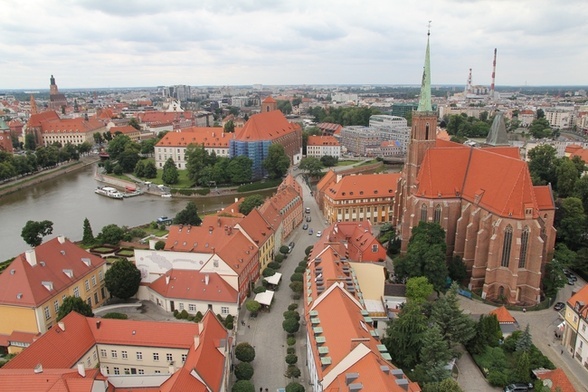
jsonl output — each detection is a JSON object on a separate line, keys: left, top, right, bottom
{"left": 82, "top": 218, "right": 95, "bottom": 245}
{"left": 516, "top": 324, "right": 533, "bottom": 353}
{"left": 422, "top": 378, "right": 464, "bottom": 392}
{"left": 406, "top": 276, "right": 433, "bottom": 303}
{"left": 528, "top": 144, "right": 557, "bottom": 186}
{"left": 299, "top": 156, "right": 324, "bottom": 177}
{"left": 393, "top": 222, "right": 448, "bottom": 292}
{"left": 106, "top": 135, "right": 133, "bottom": 161}
{"left": 57, "top": 296, "right": 94, "bottom": 321}
{"left": 289, "top": 281, "right": 303, "bottom": 294}
{"left": 556, "top": 157, "right": 580, "bottom": 197}
{"left": 24, "top": 133, "right": 36, "bottom": 150}
{"left": 235, "top": 342, "right": 256, "bottom": 362}
{"left": 285, "top": 353, "right": 298, "bottom": 365}
{"left": 140, "top": 139, "right": 157, "bottom": 155}
{"left": 21, "top": 220, "right": 53, "bottom": 247}
{"left": 383, "top": 301, "right": 428, "bottom": 370}
{"left": 245, "top": 299, "right": 261, "bottom": 316}
{"left": 263, "top": 144, "right": 290, "bottom": 179}
{"left": 543, "top": 257, "right": 567, "bottom": 299}
{"left": 93, "top": 132, "right": 104, "bottom": 145}
{"left": 239, "top": 194, "right": 266, "bottom": 215}
{"left": 413, "top": 324, "right": 452, "bottom": 383}
{"left": 529, "top": 117, "right": 552, "bottom": 139}
{"left": 285, "top": 382, "right": 305, "bottom": 392}
{"left": 223, "top": 120, "right": 235, "bottom": 133}
{"left": 143, "top": 160, "right": 157, "bottom": 178}
{"left": 557, "top": 197, "right": 587, "bottom": 249}
{"left": 277, "top": 100, "right": 293, "bottom": 114}
{"left": 128, "top": 117, "right": 141, "bottom": 130}
{"left": 105, "top": 259, "right": 141, "bottom": 299}
{"left": 185, "top": 144, "right": 208, "bottom": 185}
{"left": 283, "top": 317, "right": 300, "bottom": 334}
{"left": 227, "top": 155, "right": 252, "bottom": 184}
{"left": 467, "top": 314, "right": 502, "bottom": 355}
{"left": 234, "top": 362, "right": 254, "bottom": 380}
{"left": 320, "top": 155, "right": 338, "bottom": 167}
{"left": 447, "top": 255, "right": 467, "bottom": 283}
{"left": 514, "top": 351, "right": 532, "bottom": 384}
{"left": 118, "top": 150, "right": 140, "bottom": 173}
{"left": 173, "top": 202, "right": 202, "bottom": 226}
{"left": 97, "top": 224, "right": 125, "bottom": 245}
{"left": 162, "top": 157, "right": 179, "bottom": 185}
{"left": 231, "top": 380, "right": 255, "bottom": 392}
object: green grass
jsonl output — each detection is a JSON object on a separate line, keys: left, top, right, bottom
{"left": 115, "top": 249, "right": 134, "bottom": 257}
{"left": 91, "top": 246, "right": 117, "bottom": 253}
{"left": 336, "top": 160, "right": 358, "bottom": 166}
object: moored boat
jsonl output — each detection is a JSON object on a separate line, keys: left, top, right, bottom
{"left": 95, "top": 186, "right": 124, "bottom": 199}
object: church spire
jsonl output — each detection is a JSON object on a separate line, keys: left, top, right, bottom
{"left": 417, "top": 23, "right": 432, "bottom": 112}
{"left": 30, "top": 95, "right": 38, "bottom": 115}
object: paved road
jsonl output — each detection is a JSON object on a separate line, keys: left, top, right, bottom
{"left": 234, "top": 176, "right": 326, "bottom": 391}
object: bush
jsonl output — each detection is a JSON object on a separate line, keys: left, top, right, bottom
{"left": 298, "top": 260, "right": 307, "bottom": 267}
{"left": 232, "top": 380, "right": 255, "bottom": 392}
{"left": 294, "top": 266, "right": 306, "bottom": 274}
{"left": 154, "top": 240, "right": 165, "bottom": 250}
{"left": 285, "top": 381, "right": 305, "bottom": 392}
{"left": 225, "top": 314, "right": 234, "bottom": 330}
{"left": 285, "top": 354, "right": 298, "bottom": 365}
{"left": 305, "top": 246, "right": 313, "bottom": 255}
{"left": 194, "top": 311, "right": 204, "bottom": 322}
{"left": 288, "top": 303, "right": 299, "bottom": 311}
{"left": 286, "top": 365, "right": 301, "bottom": 378}
{"left": 287, "top": 337, "right": 296, "bottom": 346}
{"left": 173, "top": 309, "right": 179, "bottom": 317}
{"left": 102, "top": 312, "right": 128, "bottom": 320}
{"left": 253, "top": 285, "right": 266, "bottom": 294}
{"left": 234, "top": 362, "right": 254, "bottom": 380}
{"left": 287, "top": 347, "right": 296, "bottom": 355}
{"left": 235, "top": 342, "right": 256, "bottom": 362}
{"left": 290, "top": 273, "right": 303, "bottom": 282}
{"left": 262, "top": 267, "right": 276, "bottom": 277}
{"left": 280, "top": 245, "right": 290, "bottom": 254}
{"left": 268, "top": 261, "right": 281, "bottom": 270}
{"left": 283, "top": 318, "right": 300, "bottom": 334}
{"left": 179, "top": 309, "right": 189, "bottom": 319}
{"left": 283, "top": 310, "right": 300, "bottom": 321}
{"left": 275, "top": 254, "right": 285, "bottom": 263}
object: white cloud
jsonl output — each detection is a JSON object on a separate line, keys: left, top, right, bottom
{"left": 0, "top": 0, "right": 586, "bottom": 88}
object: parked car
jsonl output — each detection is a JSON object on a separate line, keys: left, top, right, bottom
{"left": 316, "top": 231, "right": 322, "bottom": 237}
{"left": 567, "top": 277, "right": 575, "bottom": 285}
{"left": 302, "top": 223, "right": 308, "bottom": 230}
{"left": 309, "top": 229, "right": 313, "bottom": 235}
{"left": 306, "top": 216, "right": 311, "bottom": 222}
{"left": 305, "top": 207, "right": 311, "bottom": 214}
{"left": 503, "top": 383, "right": 533, "bottom": 392}
{"left": 553, "top": 302, "right": 565, "bottom": 311}
{"left": 288, "top": 241, "right": 295, "bottom": 253}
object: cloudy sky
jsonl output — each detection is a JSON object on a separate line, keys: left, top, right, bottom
{"left": 1, "top": 0, "right": 586, "bottom": 89}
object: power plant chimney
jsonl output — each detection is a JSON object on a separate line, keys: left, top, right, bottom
{"left": 490, "top": 48, "right": 497, "bottom": 100}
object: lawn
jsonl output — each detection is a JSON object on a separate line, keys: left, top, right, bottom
{"left": 138, "top": 168, "right": 193, "bottom": 189}
{"left": 336, "top": 160, "right": 358, "bottom": 166}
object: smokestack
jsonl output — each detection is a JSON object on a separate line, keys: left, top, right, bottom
{"left": 77, "top": 363, "right": 86, "bottom": 377}
{"left": 466, "top": 68, "right": 472, "bottom": 94}
{"left": 25, "top": 249, "right": 37, "bottom": 266}
{"left": 490, "top": 48, "right": 497, "bottom": 99}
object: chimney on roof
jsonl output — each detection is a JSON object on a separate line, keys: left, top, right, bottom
{"left": 168, "top": 363, "right": 176, "bottom": 374}
{"left": 235, "top": 197, "right": 238, "bottom": 203}
{"left": 58, "top": 236, "right": 65, "bottom": 244}
{"left": 58, "top": 321, "right": 65, "bottom": 331}
{"left": 77, "top": 362, "right": 86, "bottom": 378}
{"left": 217, "top": 218, "right": 221, "bottom": 227}
{"left": 209, "top": 226, "right": 214, "bottom": 234}
{"left": 25, "top": 249, "right": 37, "bottom": 266}
{"left": 165, "top": 275, "right": 170, "bottom": 285}
{"left": 205, "top": 274, "right": 210, "bottom": 285}
{"left": 193, "top": 335, "right": 200, "bottom": 350}
{"left": 34, "top": 363, "right": 43, "bottom": 374}
{"left": 96, "top": 320, "right": 101, "bottom": 329}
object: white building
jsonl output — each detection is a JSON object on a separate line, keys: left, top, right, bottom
{"left": 369, "top": 115, "right": 410, "bottom": 153}
{"left": 306, "top": 135, "right": 341, "bottom": 158}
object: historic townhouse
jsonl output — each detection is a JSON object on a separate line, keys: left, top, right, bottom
{"left": 108, "top": 124, "right": 142, "bottom": 142}
{"left": 0, "top": 237, "right": 107, "bottom": 351}
{"left": 562, "top": 284, "right": 588, "bottom": 372}
{"left": 306, "top": 135, "right": 341, "bottom": 158}
{"left": 40, "top": 117, "right": 106, "bottom": 146}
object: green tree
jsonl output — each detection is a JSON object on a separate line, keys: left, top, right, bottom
{"left": 93, "top": 132, "right": 104, "bottom": 145}
{"left": 173, "top": 202, "right": 202, "bottom": 226}
{"left": 514, "top": 351, "right": 532, "bottom": 383}
{"left": 543, "top": 257, "right": 567, "bottom": 299}
{"left": 529, "top": 117, "right": 552, "bottom": 139}
{"left": 118, "top": 150, "right": 140, "bottom": 173}
{"left": 21, "top": 220, "right": 54, "bottom": 247}
{"left": 162, "top": 157, "right": 179, "bottom": 185}
{"left": 82, "top": 218, "right": 95, "bottom": 245}
{"left": 285, "top": 382, "right": 305, "bottom": 392}
{"left": 516, "top": 324, "right": 533, "bottom": 353}
{"left": 406, "top": 276, "right": 433, "bottom": 303}
{"left": 467, "top": 314, "right": 502, "bottom": 355}
{"left": 105, "top": 259, "right": 141, "bottom": 299}
{"left": 24, "top": 133, "right": 36, "bottom": 150}
{"left": 234, "top": 362, "right": 254, "bottom": 380}
{"left": 557, "top": 197, "right": 587, "bottom": 249}
{"left": 528, "top": 144, "right": 557, "bottom": 186}
{"left": 245, "top": 299, "right": 261, "bottom": 316}
{"left": 224, "top": 120, "right": 235, "bottom": 133}
{"left": 143, "top": 160, "right": 157, "bottom": 178}
{"left": 299, "top": 156, "right": 324, "bottom": 177}
{"left": 383, "top": 301, "right": 428, "bottom": 370}
{"left": 185, "top": 144, "right": 208, "bottom": 185}
{"left": 556, "top": 157, "right": 580, "bottom": 197}
{"left": 231, "top": 380, "right": 255, "bottom": 392}
{"left": 57, "top": 296, "right": 94, "bottom": 321}
{"left": 239, "top": 194, "right": 266, "bottom": 215}
{"left": 227, "top": 155, "right": 252, "bottom": 184}
{"left": 447, "top": 255, "right": 467, "bottom": 283}
{"left": 394, "top": 222, "right": 448, "bottom": 293}
{"left": 106, "top": 134, "right": 133, "bottom": 161}
{"left": 140, "top": 139, "right": 157, "bottom": 155}
{"left": 97, "top": 224, "right": 125, "bottom": 245}
{"left": 289, "top": 281, "right": 303, "bottom": 294}
{"left": 128, "top": 117, "right": 141, "bottom": 130}
{"left": 573, "top": 176, "right": 588, "bottom": 212}
{"left": 77, "top": 141, "right": 92, "bottom": 155}
{"left": 235, "top": 342, "right": 256, "bottom": 362}
{"left": 413, "top": 324, "right": 452, "bottom": 383}
{"left": 422, "top": 378, "right": 464, "bottom": 392}
{"left": 285, "top": 353, "right": 298, "bottom": 365}
{"left": 320, "top": 155, "right": 338, "bottom": 167}
{"left": 277, "top": 100, "right": 293, "bottom": 114}
{"left": 282, "top": 317, "right": 300, "bottom": 334}
{"left": 263, "top": 143, "right": 290, "bottom": 179}
{"left": 134, "top": 160, "right": 146, "bottom": 177}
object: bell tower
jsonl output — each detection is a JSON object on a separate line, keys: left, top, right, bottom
{"left": 49, "top": 75, "right": 58, "bottom": 96}
{"left": 404, "top": 25, "right": 437, "bottom": 197}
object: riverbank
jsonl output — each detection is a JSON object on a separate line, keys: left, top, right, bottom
{"left": 0, "top": 156, "right": 100, "bottom": 198}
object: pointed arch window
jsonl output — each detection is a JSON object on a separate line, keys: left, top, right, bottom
{"left": 420, "top": 204, "right": 427, "bottom": 222}
{"left": 434, "top": 204, "right": 442, "bottom": 223}
{"left": 518, "top": 226, "right": 530, "bottom": 268}
{"left": 501, "top": 225, "right": 513, "bottom": 267}
{"left": 425, "top": 123, "right": 430, "bottom": 139}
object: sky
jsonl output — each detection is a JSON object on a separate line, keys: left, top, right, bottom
{"left": 0, "top": 0, "right": 587, "bottom": 89}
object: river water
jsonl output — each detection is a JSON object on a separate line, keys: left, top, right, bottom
{"left": 0, "top": 164, "right": 272, "bottom": 261}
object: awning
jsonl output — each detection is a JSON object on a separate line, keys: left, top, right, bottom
{"left": 254, "top": 290, "right": 275, "bottom": 306}
{"left": 265, "top": 272, "right": 282, "bottom": 285}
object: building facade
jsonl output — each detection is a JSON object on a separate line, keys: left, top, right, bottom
{"left": 369, "top": 115, "right": 411, "bottom": 153}
{"left": 306, "top": 135, "right": 341, "bottom": 158}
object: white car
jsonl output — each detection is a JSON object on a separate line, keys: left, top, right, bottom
{"left": 316, "top": 231, "right": 322, "bottom": 237}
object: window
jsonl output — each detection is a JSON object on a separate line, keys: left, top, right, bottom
{"left": 501, "top": 225, "right": 513, "bottom": 267}
{"left": 179, "top": 303, "right": 184, "bottom": 310}
{"left": 44, "top": 306, "right": 50, "bottom": 320}
{"left": 420, "top": 204, "right": 427, "bottom": 222}
{"left": 86, "top": 297, "right": 92, "bottom": 307}
{"left": 518, "top": 227, "right": 529, "bottom": 268}
{"left": 91, "top": 276, "right": 97, "bottom": 287}
{"left": 138, "top": 369, "right": 144, "bottom": 375}
{"left": 372, "top": 244, "right": 378, "bottom": 253}
{"left": 73, "top": 287, "right": 80, "bottom": 297}
{"left": 221, "top": 306, "right": 229, "bottom": 315}
{"left": 99, "top": 271, "right": 104, "bottom": 281}
{"left": 124, "top": 368, "right": 130, "bottom": 375}
{"left": 181, "top": 354, "right": 187, "bottom": 363}
{"left": 166, "top": 353, "right": 173, "bottom": 362}
{"left": 114, "top": 367, "right": 120, "bottom": 375}
{"left": 153, "top": 353, "right": 159, "bottom": 361}
{"left": 111, "top": 350, "right": 117, "bottom": 359}
{"left": 136, "top": 352, "right": 143, "bottom": 360}
{"left": 84, "top": 280, "right": 90, "bottom": 291}
{"left": 93, "top": 352, "right": 97, "bottom": 361}
{"left": 100, "top": 349, "right": 107, "bottom": 358}
{"left": 434, "top": 205, "right": 442, "bottom": 223}
{"left": 87, "top": 357, "right": 91, "bottom": 367}
{"left": 54, "top": 300, "right": 59, "bottom": 313}
{"left": 189, "top": 304, "right": 196, "bottom": 312}
{"left": 155, "top": 370, "right": 161, "bottom": 374}
{"left": 122, "top": 350, "right": 128, "bottom": 359}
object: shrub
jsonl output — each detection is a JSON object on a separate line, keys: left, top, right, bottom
{"left": 285, "top": 354, "right": 298, "bottom": 365}
{"left": 232, "top": 380, "right": 255, "bottom": 392}
{"left": 154, "top": 240, "right": 165, "bottom": 250}
{"left": 234, "top": 362, "right": 254, "bottom": 380}
{"left": 194, "top": 311, "right": 204, "bottom": 322}
{"left": 187, "top": 315, "right": 195, "bottom": 321}
{"left": 290, "top": 273, "right": 303, "bottom": 282}
{"left": 283, "top": 310, "right": 300, "bottom": 321}
{"left": 179, "top": 309, "right": 189, "bottom": 319}
{"left": 283, "top": 318, "right": 300, "bottom": 334}
{"left": 225, "top": 314, "right": 234, "bottom": 330}
{"left": 280, "top": 245, "right": 290, "bottom": 254}
{"left": 288, "top": 303, "right": 299, "bottom": 311}
{"left": 268, "top": 261, "right": 281, "bottom": 270}
{"left": 298, "top": 260, "right": 307, "bottom": 267}
{"left": 245, "top": 300, "right": 261, "bottom": 315}
{"left": 287, "top": 337, "right": 296, "bottom": 346}
{"left": 285, "top": 381, "right": 305, "bottom": 392}
{"left": 262, "top": 267, "right": 276, "bottom": 277}
{"left": 286, "top": 365, "right": 301, "bottom": 378}
{"left": 305, "top": 246, "right": 313, "bottom": 255}
{"left": 294, "top": 266, "right": 306, "bottom": 274}
{"left": 287, "top": 347, "right": 296, "bottom": 355}
{"left": 102, "top": 312, "right": 128, "bottom": 320}
{"left": 275, "top": 254, "right": 285, "bottom": 263}
{"left": 173, "top": 309, "right": 179, "bottom": 318}
{"left": 235, "top": 342, "right": 256, "bottom": 362}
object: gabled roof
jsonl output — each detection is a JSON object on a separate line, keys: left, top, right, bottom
{"left": 235, "top": 110, "right": 297, "bottom": 141}
{"left": 326, "top": 173, "right": 400, "bottom": 201}
{"left": 567, "top": 284, "right": 588, "bottom": 310}
{"left": 165, "top": 216, "right": 243, "bottom": 252}
{"left": 26, "top": 111, "right": 60, "bottom": 128}
{"left": 0, "top": 237, "right": 106, "bottom": 307}
{"left": 156, "top": 128, "right": 235, "bottom": 148}
{"left": 0, "top": 368, "right": 104, "bottom": 392}
{"left": 307, "top": 135, "right": 339, "bottom": 146}
{"left": 316, "top": 170, "right": 337, "bottom": 194}
{"left": 149, "top": 270, "right": 238, "bottom": 304}
{"left": 489, "top": 306, "right": 516, "bottom": 324}
{"left": 41, "top": 117, "right": 104, "bottom": 133}
{"left": 109, "top": 125, "right": 139, "bottom": 135}
{"left": 237, "top": 208, "right": 273, "bottom": 246}
{"left": 534, "top": 368, "right": 576, "bottom": 392}
{"left": 138, "top": 111, "right": 194, "bottom": 124}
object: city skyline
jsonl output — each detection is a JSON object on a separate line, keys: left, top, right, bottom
{"left": 1, "top": 0, "right": 587, "bottom": 89}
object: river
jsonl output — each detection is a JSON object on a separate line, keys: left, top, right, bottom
{"left": 0, "top": 164, "right": 274, "bottom": 261}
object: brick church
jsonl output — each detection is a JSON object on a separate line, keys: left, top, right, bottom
{"left": 392, "top": 32, "right": 556, "bottom": 305}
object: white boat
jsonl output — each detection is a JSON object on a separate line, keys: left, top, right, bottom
{"left": 95, "top": 186, "right": 124, "bottom": 199}
{"left": 161, "top": 193, "right": 172, "bottom": 198}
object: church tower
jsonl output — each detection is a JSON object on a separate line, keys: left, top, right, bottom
{"left": 49, "top": 75, "right": 58, "bottom": 95}
{"left": 404, "top": 27, "right": 437, "bottom": 197}
{"left": 261, "top": 96, "right": 277, "bottom": 112}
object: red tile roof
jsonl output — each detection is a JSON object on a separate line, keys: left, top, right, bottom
{"left": 8, "top": 330, "right": 40, "bottom": 344}
{"left": 326, "top": 173, "right": 400, "bottom": 201}
{"left": 0, "top": 368, "right": 103, "bottom": 392}
{"left": 139, "top": 111, "right": 193, "bottom": 124}
{"left": 109, "top": 125, "right": 139, "bottom": 135}
{"left": 156, "top": 128, "right": 235, "bottom": 148}
{"left": 489, "top": 306, "right": 516, "bottom": 324}
{"left": 149, "top": 270, "right": 238, "bottom": 303}
{"left": 535, "top": 368, "right": 576, "bottom": 392}
{"left": 262, "top": 96, "right": 276, "bottom": 104}
{"left": 165, "top": 216, "right": 244, "bottom": 253}
{"left": 307, "top": 135, "right": 339, "bottom": 146}
{"left": 41, "top": 117, "right": 104, "bottom": 134}
{"left": 237, "top": 208, "right": 273, "bottom": 247}
{"left": 0, "top": 237, "right": 106, "bottom": 307}
{"left": 567, "top": 284, "right": 588, "bottom": 309}
{"left": 235, "top": 110, "right": 298, "bottom": 141}
{"left": 26, "top": 111, "right": 60, "bottom": 128}
{"left": 570, "top": 147, "right": 588, "bottom": 164}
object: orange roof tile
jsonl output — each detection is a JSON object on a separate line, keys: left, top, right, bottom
{"left": 489, "top": 306, "right": 516, "bottom": 324}
{"left": 307, "top": 135, "right": 339, "bottom": 146}
{"left": 567, "top": 284, "right": 588, "bottom": 309}
{"left": 326, "top": 173, "right": 400, "bottom": 201}
{"left": 149, "top": 270, "right": 238, "bottom": 303}
{"left": 8, "top": 330, "right": 40, "bottom": 344}
{"left": 41, "top": 117, "right": 104, "bottom": 134}
{"left": 535, "top": 368, "right": 576, "bottom": 392}
{"left": 139, "top": 111, "right": 193, "bottom": 124}
{"left": 0, "top": 368, "right": 102, "bottom": 392}
{"left": 165, "top": 216, "right": 243, "bottom": 253}
{"left": 570, "top": 148, "right": 588, "bottom": 163}
{"left": 109, "top": 125, "right": 139, "bottom": 135}
{"left": 156, "top": 128, "right": 234, "bottom": 148}
{"left": 235, "top": 110, "right": 298, "bottom": 141}
{"left": 534, "top": 185, "right": 555, "bottom": 211}
{"left": 262, "top": 96, "right": 276, "bottom": 103}
{"left": 0, "top": 237, "right": 106, "bottom": 307}
{"left": 237, "top": 209, "right": 273, "bottom": 246}
{"left": 26, "top": 111, "right": 60, "bottom": 128}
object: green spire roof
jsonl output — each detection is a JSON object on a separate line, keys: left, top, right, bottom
{"left": 417, "top": 29, "right": 432, "bottom": 112}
